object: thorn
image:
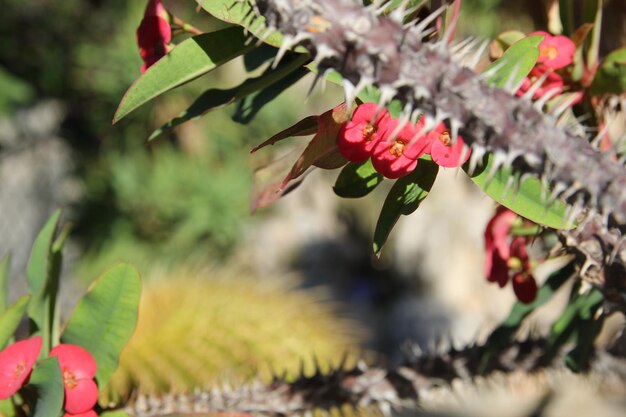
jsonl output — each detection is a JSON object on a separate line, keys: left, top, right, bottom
{"left": 500, "top": 175, "right": 515, "bottom": 201}
{"left": 272, "top": 35, "right": 293, "bottom": 69}
{"left": 521, "top": 70, "right": 551, "bottom": 101}
{"left": 502, "top": 64, "right": 523, "bottom": 93}
{"left": 467, "top": 145, "right": 486, "bottom": 176}
{"left": 479, "top": 61, "right": 506, "bottom": 81}
{"left": 389, "top": 0, "right": 411, "bottom": 22}
{"left": 533, "top": 87, "right": 562, "bottom": 110}
{"left": 609, "top": 235, "right": 626, "bottom": 264}
{"left": 376, "top": 85, "right": 397, "bottom": 110}
{"left": 449, "top": 118, "right": 461, "bottom": 144}
{"left": 546, "top": 181, "right": 566, "bottom": 207}
{"left": 451, "top": 36, "right": 476, "bottom": 55}
{"left": 483, "top": 151, "right": 507, "bottom": 188}
{"left": 413, "top": 5, "right": 447, "bottom": 35}
{"left": 312, "top": 43, "right": 337, "bottom": 67}
{"left": 551, "top": 95, "right": 580, "bottom": 119}
{"left": 591, "top": 125, "right": 610, "bottom": 149}
{"left": 466, "top": 39, "right": 489, "bottom": 70}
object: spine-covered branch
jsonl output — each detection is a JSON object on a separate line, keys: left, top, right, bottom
{"left": 126, "top": 338, "right": 624, "bottom": 417}
{"left": 251, "top": 0, "right": 626, "bottom": 225}
{"left": 249, "top": 0, "right": 626, "bottom": 306}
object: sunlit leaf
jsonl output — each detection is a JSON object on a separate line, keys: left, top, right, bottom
{"left": 114, "top": 27, "right": 252, "bottom": 123}
{"left": 334, "top": 160, "right": 384, "bottom": 198}
{"left": 373, "top": 159, "right": 438, "bottom": 254}
{"left": 26, "top": 210, "right": 62, "bottom": 357}
{"left": 149, "top": 53, "right": 310, "bottom": 140}
{"left": 26, "top": 357, "right": 64, "bottom": 417}
{"left": 233, "top": 66, "right": 309, "bottom": 124}
{"left": 197, "top": 0, "right": 284, "bottom": 47}
{"left": 483, "top": 35, "right": 541, "bottom": 89}
{"left": 0, "top": 295, "right": 30, "bottom": 349}
{"left": 62, "top": 264, "right": 141, "bottom": 387}
{"left": 466, "top": 153, "right": 573, "bottom": 229}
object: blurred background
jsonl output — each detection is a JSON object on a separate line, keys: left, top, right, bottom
{"left": 0, "top": 0, "right": 624, "bottom": 403}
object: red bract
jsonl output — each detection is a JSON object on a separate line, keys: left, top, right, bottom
{"left": 371, "top": 118, "right": 430, "bottom": 178}
{"left": 50, "top": 344, "right": 98, "bottom": 414}
{"left": 529, "top": 31, "right": 575, "bottom": 70}
{"left": 136, "top": 0, "right": 171, "bottom": 73}
{"left": 484, "top": 207, "right": 518, "bottom": 287}
{"left": 337, "top": 103, "right": 392, "bottom": 163}
{"left": 484, "top": 207, "right": 538, "bottom": 304}
{"left": 516, "top": 65, "right": 564, "bottom": 100}
{"left": 0, "top": 336, "right": 42, "bottom": 399}
{"left": 63, "top": 411, "right": 98, "bottom": 417}
{"left": 512, "top": 273, "right": 538, "bottom": 304}
{"left": 425, "top": 123, "right": 471, "bottom": 168}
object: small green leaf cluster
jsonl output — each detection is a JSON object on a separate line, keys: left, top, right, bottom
{"left": 0, "top": 211, "right": 140, "bottom": 417}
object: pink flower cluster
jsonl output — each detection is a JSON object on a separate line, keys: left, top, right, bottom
{"left": 516, "top": 31, "right": 576, "bottom": 101}
{"left": 484, "top": 207, "right": 537, "bottom": 304}
{"left": 136, "top": 0, "right": 171, "bottom": 73}
{"left": 0, "top": 337, "right": 98, "bottom": 416}
{"left": 337, "top": 103, "right": 471, "bottom": 179}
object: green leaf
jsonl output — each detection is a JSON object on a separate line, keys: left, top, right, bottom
{"left": 61, "top": 263, "right": 141, "bottom": 387}
{"left": 0, "top": 255, "right": 9, "bottom": 314}
{"left": 232, "top": 65, "right": 309, "bottom": 124}
{"left": 541, "top": 284, "right": 604, "bottom": 366}
{"left": 483, "top": 35, "right": 541, "bottom": 89}
{"left": 590, "top": 47, "right": 626, "bottom": 95}
{"left": 373, "top": 159, "right": 438, "bottom": 254}
{"left": 26, "top": 210, "right": 62, "bottom": 357}
{"left": 0, "top": 398, "right": 14, "bottom": 417}
{"left": 0, "top": 295, "right": 30, "bottom": 349}
{"left": 466, "top": 153, "right": 573, "bottom": 229}
{"left": 197, "top": 0, "right": 284, "bottom": 47}
{"left": 482, "top": 261, "right": 575, "bottom": 368}
{"left": 585, "top": 0, "right": 602, "bottom": 72}
{"left": 148, "top": 53, "right": 310, "bottom": 141}
{"left": 113, "top": 27, "right": 252, "bottom": 123}
{"left": 26, "top": 357, "right": 64, "bottom": 417}
{"left": 334, "top": 160, "right": 384, "bottom": 198}
{"left": 100, "top": 412, "right": 133, "bottom": 417}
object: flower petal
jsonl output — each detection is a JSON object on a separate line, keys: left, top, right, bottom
{"left": 64, "top": 378, "right": 99, "bottom": 414}
{"left": 512, "top": 273, "right": 538, "bottom": 304}
{"left": 430, "top": 136, "right": 470, "bottom": 167}
{"left": 63, "top": 410, "right": 98, "bottom": 417}
{"left": 50, "top": 344, "right": 97, "bottom": 380}
{"left": 0, "top": 336, "right": 42, "bottom": 399}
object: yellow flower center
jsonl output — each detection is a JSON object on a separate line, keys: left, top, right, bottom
{"left": 362, "top": 124, "right": 376, "bottom": 141}
{"left": 13, "top": 360, "right": 26, "bottom": 379}
{"left": 389, "top": 141, "right": 405, "bottom": 157}
{"left": 63, "top": 369, "right": 78, "bottom": 389}
{"left": 540, "top": 45, "right": 558, "bottom": 60}
{"left": 439, "top": 131, "right": 451, "bottom": 147}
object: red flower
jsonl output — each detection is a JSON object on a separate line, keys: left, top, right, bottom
{"left": 371, "top": 117, "right": 431, "bottom": 178}
{"left": 512, "top": 273, "right": 538, "bottom": 304}
{"left": 424, "top": 123, "right": 471, "bottom": 168}
{"left": 50, "top": 344, "right": 98, "bottom": 414}
{"left": 529, "top": 31, "right": 575, "bottom": 70}
{"left": 136, "top": 0, "right": 171, "bottom": 73}
{"left": 484, "top": 207, "right": 538, "bottom": 303}
{"left": 516, "top": 65, "right": 564, "bottom": 100}
{"left": 484, "top": 207, "right": 518, "bottom": 287}
{"left": 63, "top": 411, "right": 98, "bottom": 417}
{"left": 337, "top": 103, "right": 392, "bottom": 163}
{"left": 0, "top": 336, "right": 42, "bottom": 399}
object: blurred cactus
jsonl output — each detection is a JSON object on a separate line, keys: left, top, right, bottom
{"left": 101, "top": 268, "right": 363, "bottom": 404}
